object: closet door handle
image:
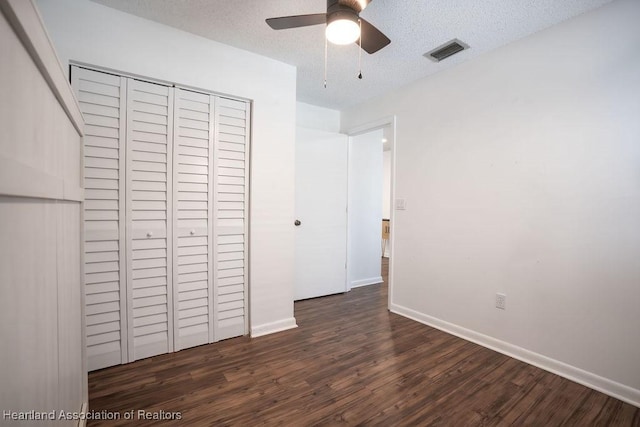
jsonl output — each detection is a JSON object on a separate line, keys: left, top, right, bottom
{"left": 190, "top": 229, "right": 195, "bottom": 235}
{"left": 146, "top": 232, "right": 153, "bottom": 238}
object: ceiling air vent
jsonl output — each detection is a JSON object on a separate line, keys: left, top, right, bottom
{"left": 424, "top": 39, "right": 469, "bottom": 62}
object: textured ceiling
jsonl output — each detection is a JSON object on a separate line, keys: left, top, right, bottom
{"left": 91, "top": 0, "right": 612, "bottom": 110}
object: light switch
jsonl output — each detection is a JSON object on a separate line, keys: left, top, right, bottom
{"left": 395, "top": 198, "right": 406, "bottom": 210}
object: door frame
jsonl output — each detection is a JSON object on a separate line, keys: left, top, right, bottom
{"left": 346, "top": 115, "right": 397, "bottom": 308}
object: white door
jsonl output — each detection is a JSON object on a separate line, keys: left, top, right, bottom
{"left": 294, "top": 128, "right": 348, "bottom": 300}
{"left": 73, "top": 66, "right": 129, "bottom": 371}
{"left": 172, "top": 88, "right": 214, "bottom": 350}
{"left": 213, "top": 97, "right": 250, "bottom": 340}
{"left": 126, "top": 79, "right": 174, "bottom": 361}
{"left": 74, "top": 67, "right": 250, "bottom": 369}
{"left": 172, "top": 91, "right": 251, "bottom": 348}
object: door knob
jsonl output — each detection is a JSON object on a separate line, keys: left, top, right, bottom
{"left": 146, "top": 232, "right": 153, "bottom": 238}
{"left": 294, "top": 220, "right": 301, "bottom": 226}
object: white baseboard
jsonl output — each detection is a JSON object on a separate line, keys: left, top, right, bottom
{"left": 390, "top": 303, "right": 640, "bottom": 408}
{"left": 251, "top": 317, "right": 298, "bottom": 338}
{"left": 350, "top": 276, "right": 383, "bottom": 288}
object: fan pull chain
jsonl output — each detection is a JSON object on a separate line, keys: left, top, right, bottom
{"left": 358, "top": 19, "right": 363, "bottom": 79}
{"left": 324, "top": 36, "right": 328, "bottom": 88}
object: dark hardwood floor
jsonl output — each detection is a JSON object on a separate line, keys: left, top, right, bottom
{"left": 88, "top": 258, "right": 639, "bottom": 426}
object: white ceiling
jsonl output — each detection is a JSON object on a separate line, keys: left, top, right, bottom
{"left": 91, "top": 0, "right": 611, "bottom": 110}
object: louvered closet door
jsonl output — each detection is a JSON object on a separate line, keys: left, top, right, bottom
{"left": 72, "top": 67, "right": 128, "bottom": 371}
{"left": 214, "top": 97, "right": 250, "bottom": 340}
{"left": 126, "top": 79, "right": 174, "bottom": 361}
{"left": 173, "top": 89, "right": 214, "bottom": 350}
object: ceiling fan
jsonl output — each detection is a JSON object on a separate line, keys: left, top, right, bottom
{"left": 266, "top": 0, "right": 391, "bottom": 54}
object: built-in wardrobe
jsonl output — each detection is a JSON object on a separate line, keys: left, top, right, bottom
{"left": 71, "top": 66, "right": 250, "bottom": 371}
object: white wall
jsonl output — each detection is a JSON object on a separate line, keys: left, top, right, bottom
{"left": 297, "top": 102, "right": 341, "bottom": 133}
{"left": 0, "top": 0, "right": 85, "bottom": 422}
{"left": 342, "top": 0, "right": 640, "bottom": 406}
{"left": 348, "top": 129, "right": 384, "bottom": 288}
{"left": 37, "top": 0, "right": 298, "bottom": 337}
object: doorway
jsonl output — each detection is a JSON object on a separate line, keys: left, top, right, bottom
{"left": 382, "top": 126, "right": 392, "bottom": 260}
{"left": 293, "top": 116, "right": 396, "bottom": 305}
{"left": 346, "top": 118, "right": 395, "bottom": 303}
{"left": 347, "top": 128, "right": 384, "bottom": 289}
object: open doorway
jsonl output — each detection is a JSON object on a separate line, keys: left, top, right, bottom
{"left": 347, "top": 128, "right": 384, "bottom": 289}
{"left": 381, "top": 126, "right": 392, "bottom": 284}
{"left": 293, "top": 113, "right": 396, "bottom": 305}
{"left": 346, "top": 118, "right": 395, "bottom": 300}
{"left": 382, "top": 126, "right": 392, "bottom": 260}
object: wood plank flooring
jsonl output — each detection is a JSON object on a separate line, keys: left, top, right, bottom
{"left": 87, "top": 258, "right": 640, "bottom": 426}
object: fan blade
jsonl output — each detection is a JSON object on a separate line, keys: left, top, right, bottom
{"left": 358, "top": 18, "right": 390, "bottom": 54}
{"left": 338, "top": 0, "right": 372, "bottom": 13}
{"left": 266, "top": 13, "right": 327, "bottom": 30}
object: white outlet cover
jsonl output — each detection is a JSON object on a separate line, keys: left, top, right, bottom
{"left": 395, "top": 198, "right": 406, "bottom": 210}
{"left": 496, "top": 293, "right": 506, "bottom": 310}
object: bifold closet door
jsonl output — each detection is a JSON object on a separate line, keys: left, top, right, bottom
{"left": 74, "top": 67, "right": 250, "bottom": 369}
{"left": 214, "top": 97, "right": 250, "bottom": 340}
{"left": 72, "top": 66, "right": 128, "bottom": 371}
{"left": 173, "top": 89, "right": 214, "bottom": 350}
{"left": 125, "top": 79, "right": 174, "bottom": 361}
{"left": 173, "top": 91, "right": 250, "bottom": 348}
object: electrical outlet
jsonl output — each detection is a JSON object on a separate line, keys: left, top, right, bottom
{"left": 496, "top": 293, "right": 506, "bottom": 310}
{"left": 395, "top": 198, "right": 406, "bottom": 210}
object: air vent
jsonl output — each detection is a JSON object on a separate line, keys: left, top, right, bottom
{"left": 424, "top": 39, "right": 469, "bottom": 62}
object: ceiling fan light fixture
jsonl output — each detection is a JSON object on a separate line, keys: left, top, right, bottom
{"left": 325, "top": 10, "right": 360, "bottom": 45}
{"left": 266, "top": 1, "right": 390, "bottom": 54}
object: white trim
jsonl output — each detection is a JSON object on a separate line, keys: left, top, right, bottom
{"left": 250, "top": 317, "right": 298, "bottom": 338}
{"left": 69, "top": 61, "right": 252, "bottom": 104}
{"left": 243, "top": 100, "right": 252, "bottom": 336}
{"left": 207, "top": 94, "right": 216, "bottom": 344}
{"left": 211, "top": 95, "right": 221, "bottom": 342}
{"left": 350, "top": 276, "right": 383, "bottom": 288}
{"left": 387, "top": 117, "right": 397, "bottom": 309}
{"left": 345, "top": 136, "right": 353, "bottom": 291}
{"left": 124, "top": 79, "right": 135, "bottom": 363}
{"left": 77, "top": 401, "right": 88, "bottom": 427}
{"left": 347, "top": 116, "right": 396, "bottom": 137}
{"left": 78, "top": 130, "right": 88, "bottom": 418}
{"left": 0, "top": 0, "right": 84, "bottom": 135}
{"left": 165, "top": 87, "right": 175, "bottom": 353}
{"left": 117, "top": 74, "right": 128, "bottom": 363}
{"left": 0, "top": 156, "right": 83, "bottom": 202}
{"left": 390, "top": 302, "right": 640, "bottom": 408}
{"left": 171, "top": 89, "right": 181, "bottom": 350}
